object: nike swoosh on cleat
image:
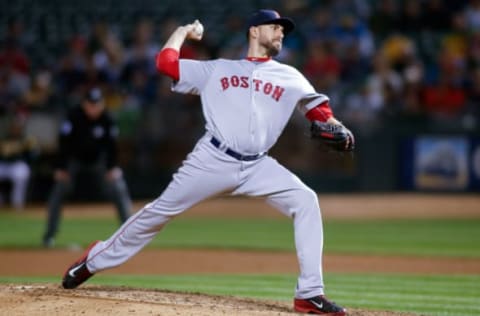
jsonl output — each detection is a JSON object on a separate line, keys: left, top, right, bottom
{"left": 310, "top": 300, "right": 323, "bottom": 309}
{"left": 68, "top": 263, "right": 84, "bottom": 278}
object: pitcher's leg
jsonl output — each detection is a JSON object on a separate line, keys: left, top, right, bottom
{"left": 268, "top": 187, "right": 324, "bottom": 298}
{"left": 234, "top": 157, "right": 324, "bottom": 298}
{"left": 86, "top": 143, "right": 238, "bottom": 273}
{"left": 86, "top": 205, "right": 166, "bottom": 272}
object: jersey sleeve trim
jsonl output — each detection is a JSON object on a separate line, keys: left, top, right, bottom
{"left": 303, "top": 94, "right": 329, "bottom": 111}
{"left": 305, "top": 101, "right": 333, "bottom": 122}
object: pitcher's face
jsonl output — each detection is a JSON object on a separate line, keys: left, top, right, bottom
{"left": 256, "top": 24, "right": 284, "bottom": 56}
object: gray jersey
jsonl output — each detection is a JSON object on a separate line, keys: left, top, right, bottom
{"left": 173, "top": 59, "right": 329, "bottom": 154}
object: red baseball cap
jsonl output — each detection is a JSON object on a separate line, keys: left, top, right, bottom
{"left": 246, "top": 9, "right": 295, "bottom": 35}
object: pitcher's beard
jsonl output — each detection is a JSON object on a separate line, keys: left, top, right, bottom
{"left": 261, "top": 40, "right": 281, "bottom": 57}
{"left": 267, "top": 46, "right": 280, "bottom": 56}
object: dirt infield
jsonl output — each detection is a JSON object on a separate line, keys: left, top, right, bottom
{"left": 1, "top": 194, "right": 479, "bottom": 315}
{"left": 0, "top": 284, "right": 418, "bottom": 316}
{"left": 3, "top": 249, "right": 480, "bottom": 277}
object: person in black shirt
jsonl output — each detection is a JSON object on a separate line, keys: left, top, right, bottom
{"left": 42, "top": 88, "right": 131, "bottom": 248}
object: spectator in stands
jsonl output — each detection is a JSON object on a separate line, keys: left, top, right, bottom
{"left": 380, "top": 34, "right": 417, "bottom": 73}
{"left": 92, "top": 31, "right": 125, "bottom": 85}
{"left": 124, "top": 18, "right": 161, "bottom": 78}
{"left": 22, "top": 68, "right": 56, "bottom": 111}
{"left": 0, "top": 38, "right": 29, "bottom": 75}
{"left": 332, "top": 12, "right": 375, "bottom": 60}
{"left": 442, "top": 12, "right": 469, "bottom": 62}
{"left": 0, "top": 17, "right": 30, "bottom": 76}
{"left": 401, "top": 83, "right": 425, "bottom": 117}
{"left": 88, "top": 21, "right": 110, "bottom": 55}
{"left": 56, "top": 35, "right": 91, "bottom": 99}
{"left": 0, "top": 38, "right": 31, "bottom": 100}
{"left": 400, "top": 58, "right": 425, "bottom": 116}
{"left": 0, "top": 114, "right": 36, "bottom": 210}
{"left": 366, "top": 52, "right": 404, "bottom": 111}
{"left": 343, "top": 80, "right": 383, "bottom": 126}
{"left": 422, "top": 79, "right": 467, "bottom": 117}
{"left": 42, "top": 87, "right": 132, "bottom": 248}
{"left": 422, "top": 47, "right": 468, "bottom": 117}
{"left": 302, "top": 40, "right": 343, "bottom": 104}
{"left": 124, "top": 19, "right": 160, "bottom": 105}
{"left": 340, "top": 42, "right": 370, "bottom": 83}
{"left": 368, "top": 0, "right": 400, "bottom": 39}
{"left": 463, "top": 0, "right": 480, "bottom": 31}
{"left": 303, "top": 7, "right": 336, "bottom": 43}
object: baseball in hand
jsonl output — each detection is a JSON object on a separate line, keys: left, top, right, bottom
{"left": 193, "top": 20, "right": 204, "bottom": 37}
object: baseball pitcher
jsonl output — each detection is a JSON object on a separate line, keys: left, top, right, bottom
{"left": 61, "top": 9, "right": 353, "bottom": 315}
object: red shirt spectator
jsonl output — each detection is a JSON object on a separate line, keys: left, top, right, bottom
{"left": 422, "top": 79, "right": 466, "bottom": 115}
{"left": 0, "top": 40, "right": 30, "bottom": 74}
{"left": 303, "top": 41, "right": 341, "bottom": 80}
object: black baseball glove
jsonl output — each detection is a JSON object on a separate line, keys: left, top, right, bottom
{"left": 310, "top": 121, "right": 355, "bottom": 152}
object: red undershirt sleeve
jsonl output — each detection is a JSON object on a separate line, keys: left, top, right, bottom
{"left": 155, "top": 48, "right": 180, "bottom": 81}
{"left": 305, "top": 101, "right": 334, "bottom": 122}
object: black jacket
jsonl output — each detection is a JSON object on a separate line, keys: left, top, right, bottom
{"left": 56, "top": 106, "right": 119, "bottom": 169}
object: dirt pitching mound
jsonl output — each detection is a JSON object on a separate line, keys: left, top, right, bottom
{"left": 0, "top": 284, "right": 416, "bottom": 316}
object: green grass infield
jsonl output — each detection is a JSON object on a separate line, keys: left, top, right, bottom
{"left": 0, "top": 213, "right": 479, "bottom": 258}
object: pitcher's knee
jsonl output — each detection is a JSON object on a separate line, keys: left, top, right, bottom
{"left": 299, "top": 188, "right": 319, "bottom": 207}
{"left": 288, "top": 188, "right": 319, "bottom": 216}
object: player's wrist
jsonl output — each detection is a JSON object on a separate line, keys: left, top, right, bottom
{"left": 177, "top": 25, "right": 187, "bottom": 32}
{"left": 177, "top": 25, "right": 191, "bottom": 38}
{"left": 326, "top": 117, "right": 342, "bottom": 126}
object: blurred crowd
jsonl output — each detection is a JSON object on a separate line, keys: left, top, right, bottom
{"left": 1, "top": 0, "right": 480, "bottom": 201}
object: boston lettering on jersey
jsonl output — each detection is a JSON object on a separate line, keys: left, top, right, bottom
{"left": 220, "top": 76, "right": 285, "bottom": 101}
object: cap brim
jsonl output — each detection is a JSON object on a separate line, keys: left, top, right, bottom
{"left": 85, "top": 96, "right": 103, "bottom": 103}
{"left": 261, "top": 17, "right": 295, "bottom": 35}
